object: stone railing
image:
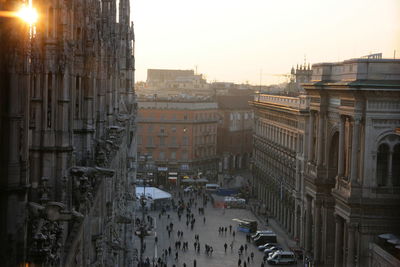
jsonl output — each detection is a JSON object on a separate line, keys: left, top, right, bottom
{"left": 256, "top": 94, "right": 301, "bottom": 109}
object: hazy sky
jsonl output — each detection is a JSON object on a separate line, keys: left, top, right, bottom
{"left": 131, "top": 0, "right": 400, "bottom": 85}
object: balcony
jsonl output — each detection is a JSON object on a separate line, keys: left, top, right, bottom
{"left": 256, "top": 94, "right": 301, "bottom": 109}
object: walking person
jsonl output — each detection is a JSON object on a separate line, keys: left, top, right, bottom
{"left": 224, "top": 243, "right": 227, "bottom": 252}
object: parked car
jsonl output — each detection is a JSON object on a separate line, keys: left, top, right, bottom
{"left": 266, "top": 251, "right": 297, "bottom": 265}
{"left": 257, "top": 243, "right": 278, "bottom": 251}
{"left": 252, "top": 230, "right": 274, "bottom": 240}
{"left": 254, "top": 233, "right": 278, "bottom": 246}
{"left": 264, "top": 245, "right": 283, "bottom": 255}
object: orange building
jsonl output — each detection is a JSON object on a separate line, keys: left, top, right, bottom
{"left": 137, "top": 99, "right": 218, "bottom": 187}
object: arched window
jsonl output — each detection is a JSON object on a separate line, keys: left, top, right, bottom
{"left": 392, "top": 144, "right": 400, "bottom": 186}
{"left": 376, "top": 144, "right": 389, "bottom": 186}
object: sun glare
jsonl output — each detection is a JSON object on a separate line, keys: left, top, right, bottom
{"left": 17, "top": 5, "right": 38, "bottom": 25}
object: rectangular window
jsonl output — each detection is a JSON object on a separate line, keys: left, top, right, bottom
{"left": 159, "top": 136, "right": 165, "bottom": 146}
{"left": 171, "top": 136, "right": 177, "bottom": 146}
{"left": 183, "top": 136, "right": 189, "bottom": 145}
{"left": 148, "top": 125, "right": 153, "bottom": 132}
{"left": 147, "top": 136, "right": 153, "bottom": 146}
{"left": 171, "top": 151, "right": 176, "bottom": 160}
{"left": 182, "top": 151, "right": 188, "bottom": 160}
{"left": 159, "top": 151, "right": 165, "bottom": 160}
{"left": 171, "top": 126, "right": 176, "bottom": 133}
{"left": 137, "top": 135, "right": 142, "bottom": 145}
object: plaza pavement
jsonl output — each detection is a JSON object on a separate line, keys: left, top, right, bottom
{"left": 133, "top": 190, "right": 303, "bottom": 267}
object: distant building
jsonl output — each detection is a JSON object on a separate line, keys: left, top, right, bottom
{"left": 137, "top": 98, "right": 218, "bottom": 187}
{"left": 146, "top": 69, "right": 208, "bottom": 90}
{"left": 251, "top": 55, "right": 400, "bottom": 267}
{"left": 217, "top": 94, "right": 254, "bottom": 173}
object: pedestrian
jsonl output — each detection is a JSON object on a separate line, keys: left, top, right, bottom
{"left": 203, "top": 217, "right": 206, "bottom": 224}
{"left": 261, "top": 262, "right": 265, "bottom": 267}
{"left": 251, "top": 252, "right": 254, "bottom": 261}
{"left": 183, "top": 263, "right": 187, "bottom": 267}
{"left": 233, "top": 230, "right": 236, "bottom": 239}
{"left": 244, "top": 261, "right": 247, "bottom": 267}
{"left": 229, "top": 225, "right": 232, "bottom": 233}
{"left": 168, "top": 246, "right": 171, "bottom": 255}
{"left": 244, "top": 244, "right": 248, "bottom": 252}
{"left": 247, "top": 256, "right": 250, "bottom": 263}
{"left": 224, "top": 243, "right": 227, "bottom": 252}
{"left": 175, "top": 251, "right": 179, "bottom": 260}
{"left": 230, "top": 241, "right": 234, "bottom": 251}
{"left": 238, "top": 258, "right": 242, "bottom": 266}
{"left": 194, "top": 259, "right": 197, "bottom": 267}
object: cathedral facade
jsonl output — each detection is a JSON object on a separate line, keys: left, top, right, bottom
{"left": 0, "top": 0, "right": 137, "bottom": 266}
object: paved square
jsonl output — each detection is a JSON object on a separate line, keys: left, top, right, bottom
{"left": 134, "top": 191, "right": 301, "bottom": 267}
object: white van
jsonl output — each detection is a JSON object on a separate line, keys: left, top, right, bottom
{"left": 205, "top": 184, "right": 220, "bottom": 192}
{"left": 266, "top": 251, "right": 297, "bottom": 265}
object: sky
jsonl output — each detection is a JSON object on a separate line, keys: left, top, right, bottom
{"left": 131, "top": 0, "right": 400, "bottom": 85}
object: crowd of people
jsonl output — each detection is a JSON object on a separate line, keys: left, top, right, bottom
{"left": 136, "top": 187, "right": 265, "bottom": 267}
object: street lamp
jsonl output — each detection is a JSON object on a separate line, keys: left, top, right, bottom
{"left": 135, "top": 154, "right": 152, "bottom": 266}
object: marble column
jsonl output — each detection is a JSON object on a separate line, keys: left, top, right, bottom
{"left": 350, "top": 117, "right": 360, "bottom": 183}
{"left": 334, "top": 216, "right": 344, "bottom": 267}
{"left": 317, "top": 113, "right": 325, "bottom": 166}
{"left": 314, "top": 201, "right": 322, "bottom": 262}
{"left": 338, "top": 116, "right": 345, "bottom": 177}
{"left": 346, "top": 224, "right": 355, "bottom": 267}
{"left": 305, "top": 196, "right": 312, "bottom": 252}
{"left": 308, "top": 111, "right": 315, "bottom": 162}
{"left": 387, "top": 149, "right": 393, "bottom": 186}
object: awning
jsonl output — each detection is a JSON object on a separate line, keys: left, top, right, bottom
{"left": 168, "top": 177, "right": 177, "bottom": 180}
{"left": 136, "top": 187, "right": 172, "bottom": 200}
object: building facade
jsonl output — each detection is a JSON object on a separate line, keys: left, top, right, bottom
{"left": 251, "top": 94, "right": 308, "bottom": 235}
{"left": 251, "top": 56, "right": 400, "bottom": 266}
{"left": 217, "top": 94, "right": 254, "bottom": 173}
{"left": 137, "top": 98, "right": 218, "bottom": 187}
{"left": 0, "top": 0, "right": 136, "bottom": 266}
